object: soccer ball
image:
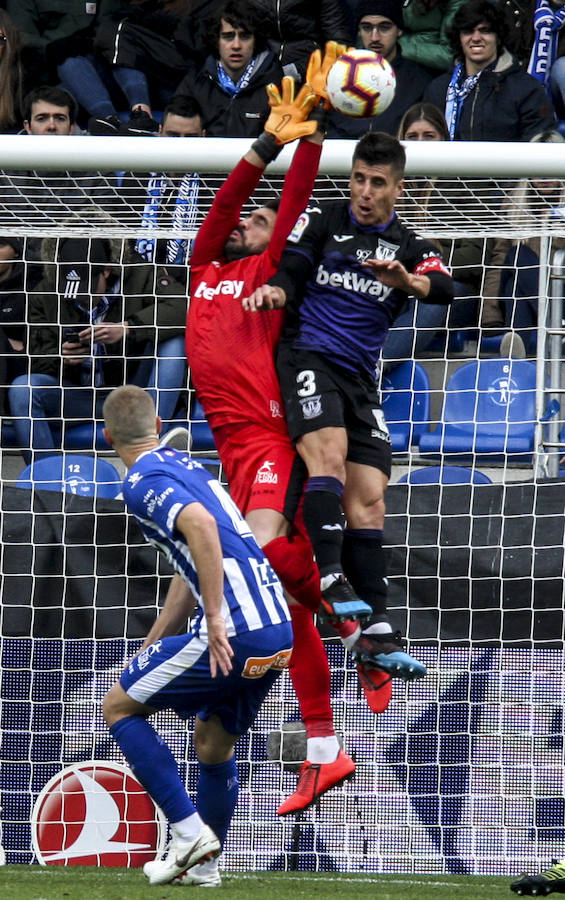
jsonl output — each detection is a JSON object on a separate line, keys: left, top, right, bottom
{"left": 326, "top": 49, "right": 396, "bottom": 118}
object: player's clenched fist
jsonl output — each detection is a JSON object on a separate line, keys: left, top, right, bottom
{"left": 264, "top": 76, "right": 317, "bottom": 144}
{"left": 306, "top": 41, "right": 349, "bottom": 105}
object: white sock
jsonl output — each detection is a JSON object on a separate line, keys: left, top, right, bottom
{"left": 307, "top": 735, "right": 340, "bottom": 764}
{"left": 362, "top": 622, "right": 392, "bottom": 636}
{"left": 320, "top": 572, "right": 342, "bottom": 592}
{"left": 171, "top": 811, "right": 205, "bottom": 843}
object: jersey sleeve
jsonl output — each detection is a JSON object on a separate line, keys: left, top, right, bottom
{"left": 269, "top": 199, "right": 328, "bottom": 304}
{"left": 190, "top": 158, "right": 265, "bottom": 267}
{"left": 267, "top": 140, "right": 323, "bottom": 265}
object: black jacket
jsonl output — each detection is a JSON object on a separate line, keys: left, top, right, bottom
{"left": 174, "top": 50, "right": 284, "bottom": 138}
{"left": 424, "top": 49, "right": 556, "bottom": 141}
{"left": 252, "top": 0, "right": 352, "bottom": 78}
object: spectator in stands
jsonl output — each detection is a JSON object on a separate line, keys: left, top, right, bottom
{"left": 329, "top": 0, "right": 433, "bottom": 138}
{"left": 2, "top": 86, "right": 119, "bottom": 287}
{"left": 173, "top": 0, "right": 284, "bottom": 138}
{"left": 120, "top": 97, "right": 206, "bottom": 281}
{"left": 93, "top": 0, "right": 200, "bottom": 125}
{"left": 400, "top": 0, "right": 468, "bottom": 72}
{"left": 0, "top": 236, "right": 26, "bottom": 415}
{"left": 8, "top": 221, "right": 187, "bottom": 463}
{"left": 423, "top": 0, "right": 557, "bottom": 140}
{"left": 382, "top": 101, "right": 482, "bottom": 366}
{"left": 481, "top": 129, "right": 565, "bottom": 356}
{"left": 253, "top": 0, "right": 352, "bottom": 80}
{"left": 5, "top": 0, "right": 153, "bottom": 128}
{"left": 22, "top": 84, "right": 75, "bottom": 135}
{"left": 0, "top": 10, "right": 26, "bottom": 134}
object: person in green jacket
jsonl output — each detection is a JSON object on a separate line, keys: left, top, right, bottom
{"left": 8, "top": 207, "right": 187, "bottom": 462}
{"left": 399, "top": 0, "right": 468, "bottom": 72}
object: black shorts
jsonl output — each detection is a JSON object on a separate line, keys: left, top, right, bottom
{"left": 277, "top": 344, "right": 392, "bottom": 478}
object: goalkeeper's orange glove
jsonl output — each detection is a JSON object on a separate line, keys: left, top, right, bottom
{"left": 306, "top": 41, "right": 349, "bottom": 107}
{"left": 264, "top": 76, "right": 317, "bottom": 144}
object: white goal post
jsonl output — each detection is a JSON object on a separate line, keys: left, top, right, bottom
{"left": 1, "top": 136, "right": 565, "bottom": 880}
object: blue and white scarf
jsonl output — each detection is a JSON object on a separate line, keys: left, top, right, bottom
{"left": 216, "top": 50, "right": 267, "bottom": 96}
{"left": 136, "top": 173, "right": 200, "bottom": 266}
{"left": 444, "top": 63, "right": 483, "bottom": 140}
{"left": 528, "top": 0, "right": 565, "bottom": 90}
{"left": 72, "top": 281, "right": 120, "bottom": 387}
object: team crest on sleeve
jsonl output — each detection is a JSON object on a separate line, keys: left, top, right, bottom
{"left": 288, "top": 211, "right": 309, "bottom": 244}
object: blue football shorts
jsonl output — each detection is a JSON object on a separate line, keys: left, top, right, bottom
{"left": 120, "top": 621, "right": 293, "bottom": 736}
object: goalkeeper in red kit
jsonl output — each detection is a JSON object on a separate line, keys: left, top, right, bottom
{"left": 186, "top": 45, "right": 389, "bottom": 816}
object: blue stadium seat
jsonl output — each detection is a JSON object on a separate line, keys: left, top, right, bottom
{"left": 1, "top": 419, "right": 112, "bottom": 452}
{"left": 190, "top": 398, "right": 216, "bottom": 451}
{"left": 397, "top": 465, "right": 492, "bottom": 484}
{"left": 15, "top": 454, "right": 122, "bottom": 498}
{"left": 418, "top": 358, "right": 537, "bottom": 457}
{"left": 381, "top": 361, "right": 431, "bottom": 451}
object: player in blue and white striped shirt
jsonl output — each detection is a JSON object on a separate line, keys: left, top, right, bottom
{"left": 101, "top": 385, "right": 293, "bottom": 887}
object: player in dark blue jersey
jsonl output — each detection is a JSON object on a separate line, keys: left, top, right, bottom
{"left": 101, "top": 385, "right": 293, "bottom": 887}
{"left": 243, "top": 131, "right": 453, "bottom": 684}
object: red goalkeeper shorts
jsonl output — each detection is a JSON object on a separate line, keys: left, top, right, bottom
{"left": 213, "top": 422, "right": 307, "bottom": 522}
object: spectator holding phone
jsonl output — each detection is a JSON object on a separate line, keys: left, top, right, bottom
{"left": 9, "top": 216, "right": 187, "bottom": 463}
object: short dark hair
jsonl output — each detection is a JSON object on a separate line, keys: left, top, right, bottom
{"left": 352, "top": 131, "right": 406, "bottom": 177}
{"left": 206, "top": 0, "right": 267, "bottom": 56}
{"left": 397, "top": 102, "right": 449, "bottom": 141}
{"left": 23, "top": 85, "right": 77, "bottom": 124}
{"left": 262, "top": 197, "right": 280, "bottom": 214}
{"left": 447, "top": 0, "right": 508, "bottom": 60}
{"left": 162, "top": 96, "right": 204, "bottom": 125}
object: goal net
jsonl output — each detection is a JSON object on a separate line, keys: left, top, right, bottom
{"left": 1, "top": 135, "right": 565, "bottom": 878}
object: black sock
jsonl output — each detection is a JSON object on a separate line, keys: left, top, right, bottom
{"left": 303, "top": 476, "right": 345, "bottom": 578}
{"left": 342, "top": 528, "right": 390, "bottom": 626}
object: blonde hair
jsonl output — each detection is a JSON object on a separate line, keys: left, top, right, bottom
{"left": 103, "top": 385, "right": 158, "bottom": 447}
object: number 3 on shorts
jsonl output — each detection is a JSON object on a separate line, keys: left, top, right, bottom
{"left": 296, "top": 369, "right": 316, "bottom": 397}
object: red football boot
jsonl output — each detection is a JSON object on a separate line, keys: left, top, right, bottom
{"left": 277, "top": 750, "right": 355, "bottom": 816}
{"left": 357, "top": 665, "right": 393, "bottom": 713}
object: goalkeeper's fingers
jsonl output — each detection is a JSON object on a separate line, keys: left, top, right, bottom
{"left": 266, "top": 82, "right": 283, "bottom": 108}
{"left": 294, "top": 82, "right": 317, "bottom": 114}
{"left": 280, "top": 75, "right": 296, "bottom": 106}
{"left": 306, "top": 48, "right": 322, "bottom": 86}
{"left": 321, "top": 40, "right": 349, "bottom": 75}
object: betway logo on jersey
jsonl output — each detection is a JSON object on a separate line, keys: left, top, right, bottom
{"left": 194, "top": 278, "right": 244, "bottom": 300}
{"left": 32, "top": 761, "right": 165, "bottom": 867}
{"left": 315, "top": 263, "right": 387, "bottom": 297}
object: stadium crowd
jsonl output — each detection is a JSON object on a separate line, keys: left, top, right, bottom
{"left": 0, "top": 0, "right": 558, "bottom": 456}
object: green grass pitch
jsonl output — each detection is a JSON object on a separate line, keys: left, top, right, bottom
{"left": 0, "top": 867, "right": 514, "bottom": 899}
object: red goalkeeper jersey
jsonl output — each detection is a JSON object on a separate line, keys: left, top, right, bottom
{"left": 186, "top": 140, "right": 321, "bottom": 432}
